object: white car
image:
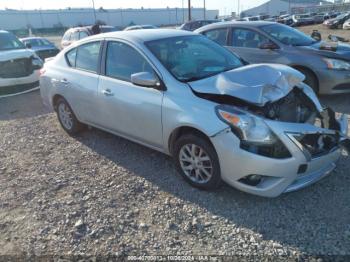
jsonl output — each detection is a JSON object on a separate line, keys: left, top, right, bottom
{"left": 0, "top": 30, "right": 43, "bottom": 96}
{"left": 40, "top": 29, "right": 349, "bottom": 197}
{"left": 343, "top": 19, "right": 350, "bottom": 29}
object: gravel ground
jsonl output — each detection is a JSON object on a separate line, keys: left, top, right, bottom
{"left": 0, "top": 90, "right": 349, "bottom": 259}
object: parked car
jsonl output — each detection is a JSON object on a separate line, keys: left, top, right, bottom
{"left": 291, "top": 14, "right": 314, "bottom": 26}
{"left": 61, "top": 25, "right": 120, "bottom": 48}
{"left": 196, "top": 21, "right": 350, "bottom": 94}
{"left": 124, "top": 25, "right": 158, "bottom": 31}
{"left": 324, "top": 13, "right": 350, "bottom": 29}
{"left": 61, "top": 27, "right": 90, "bottom": 49}
{"left": 313, "top": 13, "right": 330, "bottom": 24}
{"left": 40, "top": 29, "right": 349, "bottom": 197}
{"left": 0, "top": 30, "right": 43, "bottom": 96}
{"left": 241, "top": 16, "right": 260, "bottom": 22}
{"left": 179, "top": 20, "right": 219, "bottom": 31}
{"left": 277, "top": 14, "right": 294, "bottom": 26}
{"left": 21, "top": 37, "right": 60, "bottom": 60}
{"left": 343, "top": 19, "right": 350, "bottom": 30}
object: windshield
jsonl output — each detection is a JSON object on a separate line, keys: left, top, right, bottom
{"left": 0, "top": 32, "right": 25, "bottom": 51}
{"left": 261, "top": 24, "right": 316, "bottom": 46}
{"left": 146, "top": 35, "right": 243, "bottom": 82}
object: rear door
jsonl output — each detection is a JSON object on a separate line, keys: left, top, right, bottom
{"left": 62, "top": 41, "right": 102, "bottom": 124}
{"left": 97, "top": 40, "right": 164, "bottom": 148}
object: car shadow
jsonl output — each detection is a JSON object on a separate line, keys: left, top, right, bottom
{"left": 0, "top": 90, "right": 51, "bottom": 121}
{"left": 75, "top": 127, "right": 349, "bottom": 254}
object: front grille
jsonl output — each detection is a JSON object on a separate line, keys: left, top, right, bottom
{"left": 0, "top": 57, "right": 33, "bottom": 78}
{"left": 292, "top": 133, "right": 340, "bottom": 159}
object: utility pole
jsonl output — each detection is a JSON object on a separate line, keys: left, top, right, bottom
{"left": 237, "top": 0, "right": 240, "bottom": 18}
{"left": 182, "top": 0, "right": 185, "bottom": 23}
{"left": 188, "top": 0, "right": 191, "bottom": 21}
{"left": 203, "top": 0, "right": 206, "bottom": 19}
{"left": 288, "top": 0, "right": 291, "bottom": 14}
{"left": 91, "top": 0, "right": 97, "bottom": 23}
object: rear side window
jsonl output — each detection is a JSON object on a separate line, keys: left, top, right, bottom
{"left": 105, "top": 41, "right": 153, "bottom": 82}
{"left": 62, "top": 32, "right": 71, "bottom": 41}
{"left": 75, "top": 41, "right": 101, "bottom": 73}
{"left": 203, "top": 28, "right": 228, "bottom": 45}
{"left": 66, "top": 48, "right": 77, "bottom": 67}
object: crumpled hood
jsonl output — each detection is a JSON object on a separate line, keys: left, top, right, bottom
{"left": 0, "top": 48, "right": 35, "bottom": 62}
{"left": 189, "top": 64, "right": 305, "bottom": 106}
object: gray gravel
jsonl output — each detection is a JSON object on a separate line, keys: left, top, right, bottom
{"left": 0, "top": 90, "right": 349, "bottom": 258}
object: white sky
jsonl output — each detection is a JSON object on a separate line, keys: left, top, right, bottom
{"left": 0, "top": 0, "right": 270, "bottom": 15}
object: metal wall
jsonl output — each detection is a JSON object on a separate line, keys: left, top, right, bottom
{"left": 0, "top": 8, "right": 219, "bottom": 30}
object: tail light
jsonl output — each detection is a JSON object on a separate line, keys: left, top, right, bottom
{"left": 39, "top": 68, "right": 46, "bottom": 76}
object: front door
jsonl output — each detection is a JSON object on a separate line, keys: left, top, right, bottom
{"left": 97, "top": 41, "right": 164, "bottom": 148}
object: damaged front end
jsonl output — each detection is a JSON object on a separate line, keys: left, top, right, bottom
{"left": 190, "top": 64, "right": 349, "bottom": 192}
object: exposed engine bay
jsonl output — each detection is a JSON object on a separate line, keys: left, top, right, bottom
{"left": 189, "top": 64, "right": 350, "bottom": 159}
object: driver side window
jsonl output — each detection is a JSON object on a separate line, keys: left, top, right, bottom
{"left": 105, "top": 41, "right": 154, "bottom": 82}
{"left": 232, "top": 28, "right": 269, "bottom": 48}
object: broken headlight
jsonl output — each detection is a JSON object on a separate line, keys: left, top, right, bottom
{"left": 216, "top": 105, "right": 277, "bottom": 145}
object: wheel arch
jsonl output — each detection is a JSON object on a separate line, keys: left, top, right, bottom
{"left": 168, "top": 126, "right": 215, "bottom": 156}
{"left": 290, "top": 65, "right": 319, "bottom": 92}
{"left": 52, "top": 94, "right": 65, "bottom": 111}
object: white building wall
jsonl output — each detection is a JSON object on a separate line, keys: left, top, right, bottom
{"left": 242, "top": 0, "right": 326, "bottom": 16}
{"left": 0, "top": 8, "right": 219, "bottom": 30}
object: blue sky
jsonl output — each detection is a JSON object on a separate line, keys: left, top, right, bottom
{"left": 0, "top": 0, "right": 270, "bottom": 15}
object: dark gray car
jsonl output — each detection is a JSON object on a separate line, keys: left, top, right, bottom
{"left": 196, "top": 21, "right": 350, "bottom": 94}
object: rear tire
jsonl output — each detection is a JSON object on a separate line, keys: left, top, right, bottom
{"left": 173, "top": 134, "right": 222, "bottom": 190}
{"left": 56, "top": 98, "right": 85, "bottom": 135}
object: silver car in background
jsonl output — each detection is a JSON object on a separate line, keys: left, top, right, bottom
{"left": 196, "top": 21, "right": 350, "bottom": 94}
{"left": 40, "top": 29, "right": 349, "bottom": 197}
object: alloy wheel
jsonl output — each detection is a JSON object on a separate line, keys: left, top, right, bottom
{"left": 179, "top": 144, "right": 213, "bottom": 184}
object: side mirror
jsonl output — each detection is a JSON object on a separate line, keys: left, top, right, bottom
{"left": 259, "top": 42, "right": 279, "bottom": 50}
{"left": 25, "top": 42, "right": 32, "bottom": 49}
{"left": 131, "top": 72, "right": 160, "bottom": 88}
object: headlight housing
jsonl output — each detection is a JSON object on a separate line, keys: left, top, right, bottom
{"left": 324, "top": 58, "right": 350, "bottom": 70}
{"left": 216, "top": 105, "right": 277, "bottom": 145}
{"left": 31, "top": 55, "right": 43, "bottom": 69}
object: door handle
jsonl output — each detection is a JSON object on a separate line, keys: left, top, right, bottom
{"left": 102, "top": 89, "right": 114, "bottom": 96}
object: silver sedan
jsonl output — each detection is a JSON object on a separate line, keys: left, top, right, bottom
{"left": 40, "top": 29, "right": 349, "bottom": 197}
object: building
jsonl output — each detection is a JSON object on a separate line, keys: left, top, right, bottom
{"left": 242, "top": 0, "right": 332, "bottom": 17}
{"left": 0, "top": 8, "right": 219, "bottom": 31}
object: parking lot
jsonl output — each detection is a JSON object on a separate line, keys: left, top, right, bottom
{"left": 0, "top": 88, "right": 349, "bottom": 257}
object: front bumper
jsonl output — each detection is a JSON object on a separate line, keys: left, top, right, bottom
{"left": 210, "top": 115, "right": 349, "bottom": 197}
{"left": 0, "top": 70, "right": 40, "bottom": 96}
{"left": 316, "top": 68, "right": 350, "bottom": 94}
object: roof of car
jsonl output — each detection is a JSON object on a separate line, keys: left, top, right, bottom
{"left": 85, "top": 29, "right": 195, "bottom": 43}
{"left": 195, "top": 21, "right": 276, "bottom": 32}
{"left": 21, "top": 37, "right": 46, "bottom": 40}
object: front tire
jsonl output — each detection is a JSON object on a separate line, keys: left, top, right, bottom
{"left": 56, "top": 98, "right": 84, "bottom": 135}
{"left": 173, "top": 134, "right": 222, "bottom": 190}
